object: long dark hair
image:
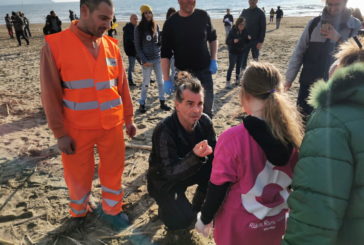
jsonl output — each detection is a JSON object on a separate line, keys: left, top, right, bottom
{"left": 138, "top": 12, "right": 156, "bottom": 34}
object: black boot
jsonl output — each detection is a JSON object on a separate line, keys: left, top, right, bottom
{"left": 160, "top": 100, "right": 171, "bottom": 111}
{"left": 139, "top": 104, "right": 147, "bottom": 113}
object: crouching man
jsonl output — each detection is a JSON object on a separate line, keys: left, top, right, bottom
{"left": 147, "top": 71, "right": 216, "bottom": 230}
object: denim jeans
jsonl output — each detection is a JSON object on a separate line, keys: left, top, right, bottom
{"left": 241, "top": 41, "right": 260, "bottom": 70}
{"left": 227, "top": 52, "right": 243, "bottom": 82}
{"left": 139, "top": 59, "right": 165, "bottom": 105}
{"left": 127, "top": 56, "right": 136, "bottom": 83}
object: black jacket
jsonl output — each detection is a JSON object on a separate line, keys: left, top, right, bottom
{"left": 240, "top": 7, "right": 266, "bottom": 43}
{"left": 226, "top": 27, "right": 250, "bottom": 54}
{"left": 147, "top": 112, "right": 216, "bottom": 197}
{"left": 123, "top": 22, "right": 136, "bottom": 57}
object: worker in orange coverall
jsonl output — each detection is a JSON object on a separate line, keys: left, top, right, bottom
{"left": 40, "top": 0, "right": 136, "bottom": 231}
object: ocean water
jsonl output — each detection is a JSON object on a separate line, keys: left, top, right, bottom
{"left": 0, "top": 0, "right": 363, "bottom": 25}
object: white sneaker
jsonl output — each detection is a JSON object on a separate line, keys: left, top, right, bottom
{"left": 226, "top": 80, "right": 232, "bottom": 89}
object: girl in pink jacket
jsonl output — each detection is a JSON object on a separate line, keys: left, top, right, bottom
{"left": 195, "top": 62, "right": 304, "bottom": 245}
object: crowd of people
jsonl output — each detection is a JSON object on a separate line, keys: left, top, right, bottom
{"left": 37, "top": 0, "right": 364, "bottom": 244}
{"left": 4, "top": 11, "right": 31, "bottom": 46}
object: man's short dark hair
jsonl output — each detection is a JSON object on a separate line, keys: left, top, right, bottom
{"left": 80, "top": 0, "right": 113, "bottom": 12}
{"left": 175, "top": 71, "right": 203, "bottom": 102}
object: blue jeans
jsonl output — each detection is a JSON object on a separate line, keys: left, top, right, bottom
{"left": 227, "top": 52, "right": 243, "bottom": 81}
{"left": 127, "top": 56, "right": 136, "bottom": 83}
{"left": 241, "top": 41, "right": 260, "bottom": 70}
{"left": 139, "top": 59, "right": 165, "bottom": 105}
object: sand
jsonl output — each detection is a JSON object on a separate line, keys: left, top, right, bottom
{"left": 0, "top": 17, "right": 309, "bottom": 244}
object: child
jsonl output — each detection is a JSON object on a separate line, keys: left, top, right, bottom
{"left": 226, "top": 17, "right": 250, "bottom": 88}
{"left": 195, "top": 62, "right": 304, "bottom": 245}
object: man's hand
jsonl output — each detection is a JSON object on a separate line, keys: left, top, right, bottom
{"left": 209, "top": 60, "right": 218, "bottom": 74}
{"left": 57, "top": 135, "right": 75, "bottom": 155}
{"left": 125, "top": 123, "right": 137, "bottom": 138}
{"left": 193, "top": 140, "right": 213, "bottom": 158}
{"left": 195, "top": 212, "right": 212, "bottom": 237}
{"left": 284, "top": 81, "right": 292, "bottom": 92}
{"left": 256, "top": 42, "right": 263, "bottom": 50}
{"left": 164, "top": 80, "right": 174, "bottom": 95}
{"left": 233, "top": 38, "right": 239, "bottom": 43}
{"left": 320, "top": 24, "right": 341, "bottom": 42}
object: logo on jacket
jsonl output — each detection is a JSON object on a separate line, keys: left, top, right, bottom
{"left": 241, "top": 161, "right": 291, "bottom": 220}
{"left": 146, "top": 35, "right": 152, "bottom": 41}
{"left": 106, "top": 58, "right": 117, "bottom": 67}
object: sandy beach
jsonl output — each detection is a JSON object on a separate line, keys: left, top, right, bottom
{"left": 0, "top": 17, "right": 309, "bottom": 244}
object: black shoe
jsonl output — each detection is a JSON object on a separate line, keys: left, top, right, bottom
{"left": 160, "top": 100, "right": 171, "bottom": 111}
{"left": 139, "top": 104, "right": 147, "bottom": 113}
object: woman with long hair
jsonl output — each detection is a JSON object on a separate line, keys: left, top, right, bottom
{"left": 134, "top": 5, "right": 171, "bottom": 113}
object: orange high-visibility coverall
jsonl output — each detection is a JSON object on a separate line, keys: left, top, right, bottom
{"left": 40, "top": 21, "right": 134, "bottom": 217}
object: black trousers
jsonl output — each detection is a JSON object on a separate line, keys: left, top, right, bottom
{"left": 15, "top": 30, "right": 29, "bottom": 46}
{"left": 153, "top": 162, "right": 211, "bottom": 230}
{"left": 297, "top": 82, "right": 314, "bottom": 118}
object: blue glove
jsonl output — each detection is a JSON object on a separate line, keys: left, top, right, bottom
{"left": 209, "top": 60, "right": 218, "bottom": 74}
{"left": 164, "top": 80, "right": 174, "bottom": 95}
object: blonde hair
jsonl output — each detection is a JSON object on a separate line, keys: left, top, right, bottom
{"left": 241, "top": 62, "right": 304, "bottom": 148}
{"left": 335, "top": 36, "right": 364, "bottom": 67}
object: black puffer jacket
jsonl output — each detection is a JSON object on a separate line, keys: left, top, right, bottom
{"left": 122, "top": 22, "right": 136, "bottom": 57}
{"left": 226, "top": 26, "right": 250, "bottom": 54}
{"left": 147, "top": 112, "right": 216, "bottom": 197}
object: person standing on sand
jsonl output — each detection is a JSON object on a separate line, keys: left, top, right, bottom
{"left": 239, "top": 0, "right": 266, "bottom": 73}
{"left": 282, "top": 37, "right": 364, "bottom": 245}
{"left": 40, "top": 0, "right": 136, "bottom": 231}
{"left": 269, "top": 8, "right": 275, "bottom": 23}
{"left": 226, "top": 17, "right": 250, "bottom": 88}
{"left": 46, "top": 11, "right": 62, "bottom": 34}
{"left": 12, "top": 11, "right": 29, "bottom": 46}
{"left": 275, "top": 6, "right": 283, "bottom": 29}
{"left": 161, "top": 0, "right": 218, "bottom": 118}
{"left": 20, "top": 12, "right": 31, "bottom": 38}
{"left": 5, "top": 13, "right": 14, "bottom": 39}
{"left": 165, "top": 7, "right": 177, "bottom": 85}
{"left": 134, "top": 4, "right": 171, "bottom": 114}
{"left": 123, "top": 14, "right": 138, "bottom": 87}
{"left": 285, "top": 0, "right": 361, "bottom": 118}
{"left": 148, "top": 71, "right": 216, "bottom": 231}
{"left": 223, "top": 9, "right": 234, "bottom": 39}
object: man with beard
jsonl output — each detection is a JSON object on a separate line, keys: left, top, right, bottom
{"left": 285, "top": 0, "right": 361, "bottom": 118}
{"left": 161, "top": 0, "right": 218, "bottom": 118}
{"left": 148, "top": 72, "right": 216, "bottom": 230}
{"left": 40, "top": 0, "right": 136, "bottom": 231}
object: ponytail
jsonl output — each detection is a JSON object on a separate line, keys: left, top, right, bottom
{"left": 241, "top": 62, "right": 304, "bottom": 148}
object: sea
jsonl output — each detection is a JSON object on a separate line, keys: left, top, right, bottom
{"left": 0, "top": 0, "right": 363, "bottom": 25}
